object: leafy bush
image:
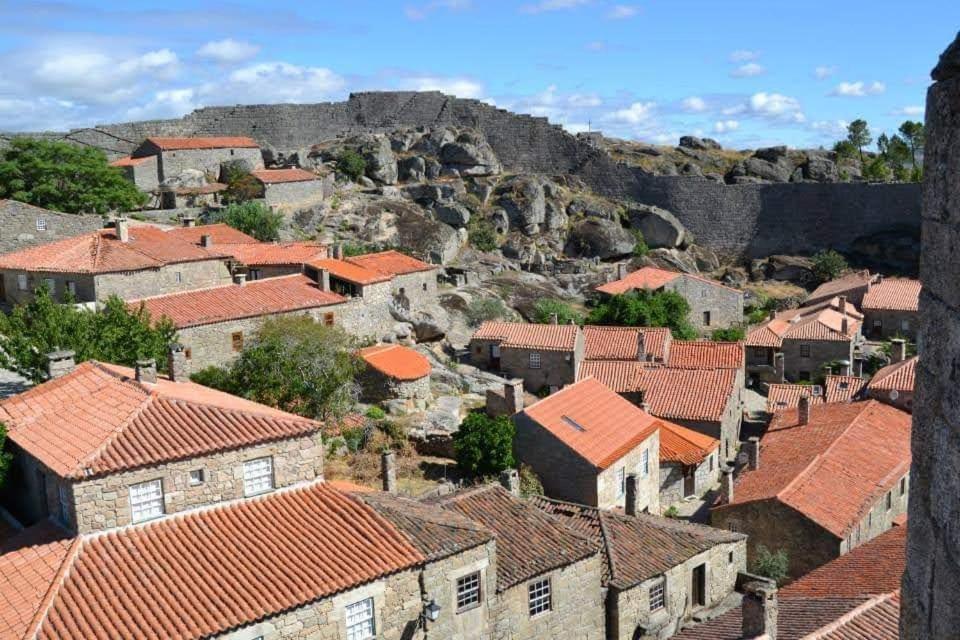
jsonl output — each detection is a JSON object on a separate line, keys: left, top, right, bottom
{"left": 711, "top": 326, "right": 746, "bottom": 342}
{"left": 466, "top": 297, "right": 510, "bottom": 326}
{"left": 341, "top": 427, "right": 367, "bottom": 453}
{"left": 210, "top": 201, "right": 284, "bottom": 241}
{"left": 752, "top": 545, "right": 790, "bottom": 585}
{"left": 365, "top": 405, "right": 386, "bottom": 420}
{"left": 532, "top": 298, "right": 582, "bottom": 325}
{"left": 519, "top": 464, "right": 544, "bottom": 497}
{"left": 862, "top": 156, "right": 893, "bottom": 183}
{"left": 468, "top": 217, "right": 499, "bottom": 252}
{"left": 811, "top": 250, "right": 848, "bottom": 283}
{"left": 632, "top": 230, "right": 649, "bottom": 257}
{"left": 587, "top": 290, "right": 697, "bottom": 340}
{"left": 222, "top": 165, "right": 264, "bottom": 204}
{"left": 337, "top": 150, "right": 367, "bottom": 182}
{"left": 663, "top": 505, "right": 680, "bottom": 519}
{"left": 454, "top": 411, "right": 515, "bottom": 477}
{"left": 0, "top": 423, "right": 13, "bottom": 489}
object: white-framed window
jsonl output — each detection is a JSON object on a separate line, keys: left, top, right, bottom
{"left": 174, "top": 271, "right": 183, "bottom": 284}
{"left": 58, "top": 484, "right": 70, "bottom": 525}
{"left": 873, "top": 319, "right": 882, "bottom": 328}
{"left": 616, "top": 467, "right": 626, "bottom": 497}
{"left": 800, "top": 344, "right": 811, "bottom": 358}
{"left": 249, "top": 268, "right": 262, "bottom": 281}
{"left": 641, "top": 448, "right": 650, "bottom": 476}
{"left": 345, "top": 597, "right": 375, "bottom": 640}
{"left": 129, "top": 479, "right": 164, "bottom": 523}
{"left": 36, "top": 217, "right": 47, "bottom": 231}
{"left": 529, "top": 352, "right": 541, "bottom": 369}
{"left": 528, "top": 578, "right": 552, "bottom": 616}
{"left": 456, "top": 571, "right": 482, "bottom": 611}
{"left": 901, "top": 319, "right": 910, "bottom": 331}
{"left": 16, "top": 274, "right": 27, "bottom": 291}
{"left": 189, "top": 469, "right": 205, "bottom": 486}
{"left": 649, "top": 579, "right": 665, "bottom": 612}
{"left": 243, "top": 457, "right": 274, "bottom": 496}
{"left": 726, "top": 519, "right": 741, "bottom": 533}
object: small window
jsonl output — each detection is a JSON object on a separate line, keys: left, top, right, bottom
{"left": 36, "top": 217, "right": 47, "bottom": 231}
{"left": 189, "top": 469, "right": 205, "bottom": 486}
{"left": 243, "top": 457, "right": 274, "bottom": 496}
{"left": 728, "top": 551, "right": 734, "bottom": 564}
{"left": 66, "top": 281, "right": 76, "bottom": 296}
{"left": 616, "top": 467, "right": 626, "bottom": 497}
{"left": 323, "top": 312, "right": 335, "bottom": 326}
{"left": 641, "top": 448, "right": 650, "bottom": 477}
{"left": 800, "top": 344, "right": 811, "bottom": 358}
{"left": 649, "top": 579, "right": 665, "bottom": 612}
{"left": 175, "top": 271, "right": 183, "bottom": 284}
{"left": 456, "top": 572, "right": 482, "bottom": 611}
{"left": 43, "top": 278, "right": 55, "bottom": 294}
{"left": 249, "top": 268, "right": 262, "bottom": 281}
{"left": 129, "top": 479, "right": 164, "bottom": 523}
{"left": 702, "top": 311, "right": 711, "bottom": 326}
{"left": 185, "top": 347, "right": 193, "bottom": 359}
{"left": 58, "top": 484, "right": 70, "bottom": 525}
{"left": 709, "top": 454, "right": 714, "bottom": 472}
{"left": 16, "top": 274, "right": 28, "bottom": 291}
{"left": 345, "top": 597, "right": 375, "bottom": 640}
{"left": 528, "top": 578, "right": 552, "bottom": 616}
{"left": 232, "top": 331, "right": 244, "bottom": 352}
{"left": 230, "top": 149, "right": 235, "bottom": 156}
{"left": 885, "top": 491, "right": 893, "bottom": 511}
{"left": 799, "top": 371, "right": 811, "bottom": 382}
{"left": 901, "top": 319, "right": 910, "bottom": 331}
{"left": 726, "top": 519, "right": 740, "bottom": 533}
{"left": 475, "top": 346, "right": 482, "bottom": 354}
{"left": 873, "top": 319, "right": 882, "bottom": 328}
{"left": 900, "top": 476, "right": 907, "bottom": 496}
{"left": 529, "top": 352, "right": 541, "bottom": 369}
{"left": 422, "top": 282, "right": 428, "bottom": 291}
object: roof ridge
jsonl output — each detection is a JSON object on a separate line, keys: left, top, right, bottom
{"left": 804, "top": 592, "right": 897, "bottom": 638}
{"left": 72, "top": 387, "right": 157, "bottom": 478}
{"left": 24, "top": 536, "right": 83, "bottom": 640}
{"left": 158, "top": 394, "right": 320, "bottom": 426}
{"left": 596, "top": 511, "right": 619, "bottom": 585}
{"left": 127, "top": 273, "right": 307, "bottom": 304}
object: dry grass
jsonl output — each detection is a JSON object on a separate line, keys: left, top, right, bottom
{"left": 324, "top": 448, "right": 460, "bottom": 497}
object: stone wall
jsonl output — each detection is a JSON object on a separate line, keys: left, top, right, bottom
{"left": 263, "top": 179, "right": 324, "bottom": 209}
{"left": 499, "top": 345, "right": 579, "bottom": 393}
{"left": 420, "top": 541, "right": 497, "bottom": 640}
{"left": 116, "top": 156, "right": 159, "bottom": 191}
{"left": 1, "top": 270, "right": 96, "bottom": 305}
{"left": 667, "top": 276, "right": 743, "bottom": 332}
{"left": 0, "top": 201, "right": 103, "bottom": 255}
{"left": 392, "top": 269, "right": 440, "bottom": 313}
{"left": 840, "top": 472, "right": 908, "bottom": 555}
{"left": 514, "top": 411, "right": 602, "bottom": 506}
{"left": 596, "top": 431, "right": 660, "bottom": 513}
{"left": 862, "top": 308, "right": 918, "bottom": 340}
{"left": 359, "top": 369, "right": 431, "bottom": 404}
{"left": 780, "top": 337, "right": 857, "bottom": 382}
{"left": 98, "top": 258, "right": 233, "bottom": 302}
{"left": 153, "top": 147, "right": 264, "bottom": 182}
{"left": 659, "top": 452, "right": 719, "bottom": 509}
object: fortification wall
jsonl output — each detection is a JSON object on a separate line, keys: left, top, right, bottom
{"left": 2, "top": 91, "right": 921, "bottom": 259}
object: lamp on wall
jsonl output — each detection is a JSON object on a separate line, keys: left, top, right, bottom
{"left": 423, "top": 599, "right": 441, "bottom": 622}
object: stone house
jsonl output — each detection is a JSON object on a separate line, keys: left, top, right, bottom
{"left": 159, "top": 181, "right": 227, "bottom": 209}
{"left": 804, "top": 269, "right": 875, "bottom": 308}
{"left": 861, "top": 276, "right": 922, "bottom": 340}
{"left": 110, "top": 154, "right": 159, "bottom": 191}
{"left": 470, "top": 322, "right": 583, "bottom": 393}
{"left": 357, "top": 343, "right": 432, "bottom": 405}
{"left": 866, "top": 352, "right": 916, "bottom": 412}
{"left": 251, "top": 167, "right": 326, "bottom": 208}
{"left": 659, "top": 420, "right": 721, "bottom": 508}
{"left": 534, "top": 497, "right": 747, "bottom": 640}
{"left": 0, "top": 199, "right": 103, "bottom": 255}
{"left": 513, "top": 377, "right": 661, "bottom": 513}
{"left": 0, "top": 219, "right": 232, "bottom": 305}
{"left": 125, "top": 136, "right": 264, "bottom": 183}
{"left": 220, "top": 241, "right": 329, "bottom": 280}
{"left": 346, "top": 249, "right": 440, "bottom": 313}
{"left": 765, "top": 373, "right": 867, "bottom": 412}
{"left": 128, "top": 273, "right": 351, "bottom": 370}
{"left": 596, "top": 266, "right": 744, "bottom": 332}
{"left": 711, "top": 399, "right": 911, "bottom": 579}
{"left": 582, "top": 325, "right": 673, "bottom": 363}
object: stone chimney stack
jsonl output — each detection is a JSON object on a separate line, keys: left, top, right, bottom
{"left": 116, "top": 217, "right": 130, "bottom": 243}
{"left": 233, "top": 273, "right": 247, "bottom": 287}
{"left": 637, "top": 331, "right": 646, "bottom": 361}
{"left": 774, "top": 352, "right": 785, "bottom": 382}
{"left": 549, "top": 313, "right": 559, "bottom": 325}
{"left": 798, "top": 394, "right": 811, "bottom": 426}
{"left": 46, "top": 350, "right": 75, "bottom": 379}
{"left": 741, "top": 580, "right": 778, "bottom": 640}
{"left": 181, "top": 215, "right": 197, "bottom": 228}
{"left": 853, "top": 355, "right": 864, "bottom": 377}
{"left": 745, "top": 437, "right": 761, "bottom": 471}
{"left": 332, "top": 244, "right": 344, "bottom": 260}
{"left": 381, "top": 451, "right": 397, "bottom": 493}
{"left": 838, "top": 295, "right": 847, "bottom": 315}
{"left": 505, "top": 379, "right": 524, "bottom": 415}
{"left": 135, "top": 358, "right": 157, "bottom": 384}
{"left": 720, "top": 466, "right": 734, "bottom": 504}
{"left": 625, "top": 473, "right": 640, "bottom": 516}
{"left": 200, "top": 234, "right": 213, "bottom": 248}
{"left": 841, "top": 314, "right": 849, "bottom": 336}
{"left": 499, "top": 468, "right": 520, "bottom": 496}
{"left": 891, "top": 338, "right": 907, "bottom": 364}
{"left": 616, "top": 263, "right": 629, "bottom": 280}
{"left": 167, "top": 343, "right": 189, "bottom": 383}
{"left": 317, "top": 267, "right": 331, "bottom": 292}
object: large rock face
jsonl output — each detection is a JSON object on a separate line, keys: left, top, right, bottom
{"left": 565, "top": 218, "right": 635, "bottom": 259}
{"left": 628, "top": 204, "right": 687, "bottom": 248}
{"left": 439, "top": 131, "right": 501, "bottom": 176}
{"left": 496, "top": 175, "right": 547, "bottom": 233}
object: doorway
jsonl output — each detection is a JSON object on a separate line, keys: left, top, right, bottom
{"left": 683, "top": 468, "right": 696, "bottom": 498}
{"left": 691, "top": 564, "right": 706, "bottom": 608}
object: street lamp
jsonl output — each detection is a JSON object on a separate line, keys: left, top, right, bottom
{"left": 423, "top": 599, "right": 441, "bottom": 622}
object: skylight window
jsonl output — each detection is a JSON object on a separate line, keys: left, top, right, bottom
{"left": 561, "top": 415, "right": 586, "bottom": 432}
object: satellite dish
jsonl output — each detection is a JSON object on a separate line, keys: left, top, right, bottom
{"left": 890, "top": 389, "right": 900, "bottom": 401}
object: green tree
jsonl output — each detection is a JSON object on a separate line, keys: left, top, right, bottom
{"left": 898, "top": 120, "right": 925, "bottom": 169}
{"left": 532, "top": 298, "right": 583, "bottom": 325}
{"left": 711, "top": 326, "right": 746, "bottom": 342}
{"left": 862, "top": 156, "right": 893, "bottom": 182}
{"left": 752, "top": 545, "right": 790, "bottom": 585}
{"left": 222, "top": 165, "right": 264, "bottom": 204}
{"left": 454, "top": 411, "right": 516, "bottom": 477}
{"left": 0, "top": 137, "right": 147, "bottom": 213}
{"left": 210, "top": 201, "right": 283, "bottom": 241}
{"left": 0, "top": 287, "right": 177, "bottom": 382}
{"left": 467, "top": 216, "right": 499, "bottom": 252}
{"left": 811, "top": 249, "right": 848, "bottom": 283}
{"left": 0, "top": 423, "right": 11, "bottom": 489}
{"left": 336, "top": 150, "right": 367, "bottom": 182}
{"left": 587, "top": 290, "right": 697, "bottom": 340}
{"left": 846, "top": 119, "right": 872, "bottom": 163}
{"left": 189, "top": 316, "right": 363, "bottom": 422}
{"left": 832, "top": 140, "right": 858, "bottom": 162}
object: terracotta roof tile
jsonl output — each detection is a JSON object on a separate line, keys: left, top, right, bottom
{"left": 595, "top": 266, "right": 681, "bottom": 294}
{"left": 861, "top": 278, "right": 921, "bottom": 311}
{"left": 308, "top": 258, "right": 393, "bottom": 285}
{"left": 251, "top": 168, "right": 320, "bottom": 184}
{"left": 826, "top": 375, "right": 867, "bottom": 403}
{"left": 144, "top": 136, "right": 259, "bottom": 150}
{"left": 166, "top": 223, "right": 258, "bottom": 245}
{"left": 746, "top": 318, "right": 791, "bottom": 348}
{"left": 583, "top": 326, "right": 670, "bottom": 361}
{"left": 0, "top": 227, "right": 226, "bottom": 274}
{"left": 659, "top": 421, "right": 719, "bottom": 465}
{"left": 716, "top": 401, "right": 912, "bottom": 537}
{"left": 521, "top": 377, "right": 660, "bottom": 469}
{"left": 218, "top": 241, "right": 327, "bottom": 266}
{"left": 577, "top": 360, "right": 647, "bottom": 393}
{"left": 668, "top": 341, "right": 744, "bottom": 369}
{"left": 358, "top": 344, "right": 431, "bottom": 381}
{"left": 782, "top": 308, "right": 861, "bottom": 341}
{"left": 109, "top": 156, "right": 151, "bottom": 167}
{"left": 815, "top": 593, "right": 900, "bottom": 640}
{"left": 25, "top": 483, "right": 423, "bottom": 640}
{"left": 346, "top": 250, "right": 437, "bottom": 276}
{"left": 868, "top": 357, "right": 916, "bottom": 394}
{"left": 471, "top": 322, "right": 579, "bottom": 351}
{"left": 805, "top": 270, "right": 874, "bottom": 306}
{"left": 1, "top": 361, "right": 323, "bottom": 479}
{"left": 748, "top": 300, "right": 862, "bottom": 347}
{"left": 634, "top": 367, "right": 739, "bottom": 423}
{"left": 128, "top": 273, "right": 345, "bottom": 328}
{"left": 429, "top": 485, "right": 597, "bottom": 590}
{"left": 766, "top": 384, "right": 826, "bottom": 413}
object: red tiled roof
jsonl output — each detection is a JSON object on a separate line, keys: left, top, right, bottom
{"left": 582, "top": 326, "right": 670, "bottom": 361}
{"left": 1, "top": 361, "right": 323, "bottom": 479}
{"left": 595, "top": 266, "right": 680, "bottom": 294}
{"left": 868, "top": 356, "right": 917, "bottom": 394}
{"left": 24, "top": 483, "right": 423, "bottom": 640}
{"left": 522, "top": 377, "right": 660, "bottom": 469}
{"left": 219, "top": 241, "right": 327, "bottom": 266}
{"left": 783, "top": 308, "right": 861, "bottom": 341}
{"left": 668, "top": 341, "right": 744, "bottom": 369}
{"left": 748, "top": 301, "right": 862, "bottom": 347}
{"left": 746, "top": 318, "right": 790, "bottom": 348}
{"left": 346, "top": 250, "right": 436, "bottom": 276}
{"left": 129, "top": 274, "right": 345, "bottom": 328}
{"left": 471, "top": 321, "right": 579, "bottom": 351}
{"left": 359, "top": 344, "right": 431, "bottom": 381}
{"left": 577, "top": 360, "right": 648, "bottom": 393}
{"left": 861, "top": 278, "right": 921, "bottom": 312}
{"left": 826, "top": 375, "right": 867, "bottom": 403}
{"left": 717, "top": 400, "right": 912, "bottom": 537}
{"left": 635, "top": 367, "right": 739, "bottom": 423}
{"left": 0, "top": 227, "right": 226, "bottom": 274}
{"left": 308, "top": 258, "right": 393, "bottom": 285}
{"left": 109, "top": 156, "right": 151, "bottom": 167}
{"left": 766, "top": 384, "right": 826, "bottom": 413}
{"left": 659, "top": 420, "right": 719, "bottom": 465}
{"left": 805, "top": 270, "right": 874, "bottom": 306}
{"left": 816, "top": 593, "right": 900, "bottom": 640}
{"left": 166, "top": 223, "right": 258, "bottom": 245}
{"left": 251, "top": 168, "right": 320, "bottom": 184}
{"left": 144, "top": 136, "right": 259, "bottom": 150}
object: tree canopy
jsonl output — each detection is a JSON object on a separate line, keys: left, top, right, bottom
{"left": 846, "top": 120, "right": 872, "bottom": 163}
{"left": 454, "top": 411, "right": 516, "bottom": 477}
{"left": 588, "top": 290, "right": 697, "bottom": 340}
{"left": 190, "top": 316, "right": 363, "bottom": 422}
{"left": 209, "top": 201, "right": 283, "bottom": 241}
{"left": 0, "top": 286, "right": 177, "bottom": 382}
{"left": 0, "top": 137, "right": 147, "bottom": 214}
{"left": 0, "top": 423, "right": 12, "bottom": 490}
{"left": 532, "top": 298, "right": 583, "bottom": 325}
{"left": 811, "top": 249, "right": 849, "bottom": 283}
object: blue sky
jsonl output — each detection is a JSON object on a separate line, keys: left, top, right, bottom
{"left": 1, "top": 1, "right": 957, "bottom": 147}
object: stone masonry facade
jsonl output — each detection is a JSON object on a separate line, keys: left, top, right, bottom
{"left": 133, "top": 144, "right": 264, "bottom": 183}
{"left": 0, "top": 200, "right": 103, "bottom": 255}
{"left": 780, "top": 337, "right": 857, "bottom": 383}
{"left": 262, "top": 179, "right": 324, "bottom": 209}
{"left": 863, "top": 307, "right": 918, "bottom": 341}
{"left": 666, "top": 275, "right": 744, "bottom": 333}
{"left": 596, "top": 430, "right": 660, "bottom": 513}
{"left": 419, "top": 541, "right": 498, "bottom": 640}
{"left": 659, "top": 451, "right": 719, "bottom": 509}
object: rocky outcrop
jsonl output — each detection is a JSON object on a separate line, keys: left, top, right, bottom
{"left": 628, "top": 204, "right": 688, "bottom": 248}
{"left": 679, "top": 136, "right": 721, "bottom": 151}
{"left": 496, "top": 175, "right": 548, "bottom": 233}
{"left": 565, "top": 218, "right": 635, "bottom": 259}
{"left": 439, "top": 130, "right": 501, "bottom": 176}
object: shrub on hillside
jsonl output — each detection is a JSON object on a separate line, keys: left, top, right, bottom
{"left": 532, "top": 298, "right": 583, "bottom": 325}
{"left": 336, "top": 150, "right": 367, "bottom": 182}
{"left": 210, "top": 201, "right": 284, "bottom": 241}
{"left": 454, "top": 411, "right": 515, "bottom": 477}
{"left": 587, "top": 290, "right": 697, "bottom": 340}
{"left": 811, "top": 249, "right": 848, "bottom": 283}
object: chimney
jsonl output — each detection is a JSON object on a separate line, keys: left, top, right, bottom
{"left": 637, "top": 331, "right": 647, "bottom": 361}
{"left": 773, "top": 352, "right": 785, "bottom": 382}
{"left": 841, "top": 315, "right": 849, "bottom": 336}
{"left": 745, "top": 437, "right": 761, "bottom": 471}
{"left": 381, "top": 451, "right": 397, "bottom": 493}
{"left": 742, "top": 580, "right": 778, "bottom": 640}
{"left": 890, "top": 338, "right": 907, "bottom": 364}
{"left": 200, "top": 234, "right": 213, "bottom": 248}
{"left": 837, "top": 295, "right": 847, "bottom": 315}
{"left": 115, "top": 217, "right": 129, "bottom": 242}
{"left": 625, "top": 473, "right": 640, "bottom": 516}
{"left": 135, "top": 358, "right": 157, "bottom": 384}
{"left": 167, "top": 343, "right": 189, "bottom": 382}
{"left": 46, "top": 350, "right": 75, "bottom": 379}
{"left": 233, "top": 273, "right": 247, "bottom": 287}
{"left": 720, "top": 466, "right": 734, "bottom": 504}
{"left": 853, "top": 355, "right": 864, "bottom": 377}
{"left": 181, "top": 215, "right": 197, "bottom": 228}
{"left": 499, "top": 468, "right": 520, "bottom": 496}
{"left": 838, "top": 359, "right": 851, "bottom": 376}
{"left": 616, "top": 263, "right": 629, "bottom": 280}
{"left": 332, "top": 244, "right": 344, "bottom": 259}
{"left": 317, "top": 267, "right": 331, "bottom": 292}
{"left": 505, "top": 379, "right": 524, "bottom": 415}
{"left": 798, "top": 394, "right": 811, "bottom": 426}
{"left": 549, "top": 313, "right": 559, "bottom": 325}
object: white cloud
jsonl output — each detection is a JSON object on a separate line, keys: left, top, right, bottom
{"left": 126, "top": 88, "right": 198, "bottom": 120}
{"left": 197, "top": 39, "right": 260, "bottom": 64}
{"left": 30, "top": 48, "right": 179, "bottom": 104}
{"left": 814, "top": 65, "right": 837, "bottom": 80}
{"left": 610, "top": 101, "right": 656, "bottom": 124}
{"left": 568, "top": 93, "right": 602, "bottom": 107}
{"left": 730, "top": 49, "right": 759, "bottom": 62}
{"left": 749, "top": 92, "right": 805, "bottom": 122}
{"left": 830, "top": 81, "right": 886, "bottom": 97}
{"left": 713, "top": 120, "right": 739, "bottom": 133}
{"left": 562, "top": 122, "right": 591, "bottom": 134}
{"left": 681, "top": 96, "right": 707, "bottom": 112}
{"left": 584, "top": 40, "right": 607, "bottom": 52}
{"left": 399, "top": 76, "right": 483, "bottom": 98}
{"left": 810, "top": 119, "right": 850, "bottom": 138}
{"left": 606, "top": 4, "right": 638, "bottom": 19}
{"left": 892, "top": 105, "right": 924, "bottom": 117}
{"left": 224, "top": 62, "right": 345, "bottom": 102}
{"left": 520, "top": 0, "right": 591, "bottom": 14}
{"left": 404, "top": 0, "right": 470, "bottom": 20}
{"left": 731, "top": 62, "right": 765, "bottom": 78}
